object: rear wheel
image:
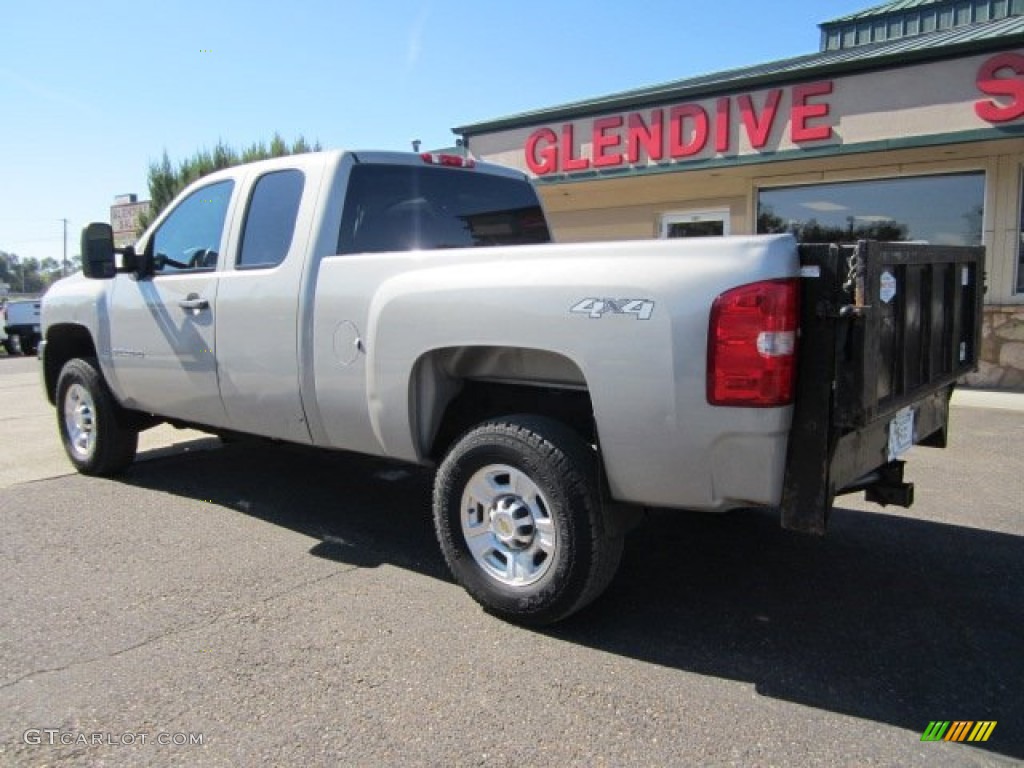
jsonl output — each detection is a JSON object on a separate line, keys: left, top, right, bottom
{"left": 56, "top": 357, "right": 138, "bottom": 475}
{"left": 19, "top": 335, "right": 36, "bottom": 356}
{"left": 433, "top": 415, "right": 623, "bottom": 626}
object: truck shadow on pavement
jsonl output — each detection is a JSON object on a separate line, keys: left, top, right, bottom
{"left": 566, "top": 507, "right": 1024, "bottom": 761}
{"left": 124, "top": 438, "right": 1023, "bottom": 761}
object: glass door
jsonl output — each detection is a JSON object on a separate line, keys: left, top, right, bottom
{"left": 660, "top": 209, "right": 731, "bottom": 238}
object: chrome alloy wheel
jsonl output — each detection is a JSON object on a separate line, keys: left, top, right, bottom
{"left": 460, "top": 464, "right": 558, "bottom": 587}
{"left": 64, "top": 382, "right": 97, "bottom": 460}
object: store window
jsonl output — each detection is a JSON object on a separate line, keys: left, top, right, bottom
{"left": 660, "top": 210, "right": 730, "bottom": 238}
{"left": 757, "top": 173, "right": 984, "bottom": 248}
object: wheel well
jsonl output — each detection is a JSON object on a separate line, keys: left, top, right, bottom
{"left": 43, "top": 325, "right": 97, "bottom": 404}
{"left": 428, "top": 381, "right": 595, "bottom": 461}
{"left": 411, "top": 346, "right": 594, "bottom": 461}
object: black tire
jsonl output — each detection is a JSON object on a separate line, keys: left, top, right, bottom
{"left": 433, "top": 415, "right": 623, "bottom": 626}
{"left": 56, "top": 357, "right": 138, "bottom": 476}
{"left": 20, "top": 336, "right": 36, "bottom": 356}
{"left": 2, "top": 338, "right": 15, "bottom": 355}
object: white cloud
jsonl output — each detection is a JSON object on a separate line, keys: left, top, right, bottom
{"left": 800, "top": 201, "right": 848, "bottom": 212}
{"left": 0, "top": 66, "right": 99, "bottom": 115}
{"left": 406, "top": 4, "right": 431, "bottom": 71}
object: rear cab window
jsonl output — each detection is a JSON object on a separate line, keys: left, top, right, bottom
{"left": 337, "top": 163, "right": 550, "bottom": 254}
{"left": 237, "top": 169, "right": 305, "bottom": 269}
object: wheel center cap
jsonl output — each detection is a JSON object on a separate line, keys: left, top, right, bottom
{"left": 489, "top": 497, "right": 535, "bottom": 549}
{"left": 495, "top": 515, "right": 514, "bottom": 537}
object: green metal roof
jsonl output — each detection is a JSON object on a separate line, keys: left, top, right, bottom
{"left": 824, "top": 0, "right": 952, "bottom": 24}
{"left": 455, "top": 16, "right": 1024, "bottom": 136}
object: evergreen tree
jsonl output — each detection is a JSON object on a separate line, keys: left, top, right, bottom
{"left": 0, "top": 251, "right": 49, "bottom": 294}
{"left": 137, "top": 133, "right": 321, "bottom": 229}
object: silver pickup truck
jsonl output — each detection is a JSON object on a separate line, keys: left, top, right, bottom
{"left": 40, "top": 150, "right": 984, "bottom": 624}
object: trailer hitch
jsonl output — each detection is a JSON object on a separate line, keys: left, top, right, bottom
{"left": 839, "top": 460, "right": 915, "bottom": 508}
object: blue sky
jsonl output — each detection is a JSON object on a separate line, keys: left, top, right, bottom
{"left": 1, "top": 0, "right": 870, "bottom": 266}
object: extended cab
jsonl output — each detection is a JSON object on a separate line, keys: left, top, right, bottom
{"left": 40, "top": 150, "right": 984, "bottom": 624}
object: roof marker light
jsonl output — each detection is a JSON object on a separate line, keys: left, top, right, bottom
{"left": 420, "top": 153, "right": 475, "bottom": 168}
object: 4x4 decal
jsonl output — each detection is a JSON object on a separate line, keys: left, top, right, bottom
{"left": 570, "top": 298, "right": 655, "bottom": 320}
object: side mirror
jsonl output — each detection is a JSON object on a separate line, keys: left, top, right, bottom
{"left": 80, "top": 223, "right": 116, "bottom": 279}
{"left": 136, "top": 249, "right": 156, "bottom": 279}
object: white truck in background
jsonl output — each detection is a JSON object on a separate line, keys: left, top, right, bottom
{"left": 39, "top": 150, "right": 984, "bottom": 624}
{"left": 3, "top": 299, "right": 41, "bottom": 355}
{"left": 0, "top": 303, "right": 11, "bottom": 355}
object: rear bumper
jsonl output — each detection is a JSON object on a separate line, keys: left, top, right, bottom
{"left": 830, "top": 388, "right": 951, "bottom": 496}
{"left": 781, "top": 386, "right": 952, "bottom": 534}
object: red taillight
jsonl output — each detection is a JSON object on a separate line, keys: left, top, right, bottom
{"left": 420, "top": 152, "right": 475, "bottom": 168}
{"left": 707, "top": 278, "right": 799, "bottom": 407}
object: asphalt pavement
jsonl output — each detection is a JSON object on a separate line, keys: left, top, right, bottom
{"left": 1, "top": 354, "right": 1021, "bottom": 767}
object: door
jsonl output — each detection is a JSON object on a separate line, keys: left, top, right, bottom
{"left": 660, "top": 209, "right": 731, "bottom": 238}
{"left": 213, "top": 167, "right": 312, "bottom": 443}
{"left": 108, "top": 179, "right": 234, "bottom": 427}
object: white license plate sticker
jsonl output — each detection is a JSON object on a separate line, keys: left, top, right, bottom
{"left": 888, "top": 407, "right": 915, "bottom": 461}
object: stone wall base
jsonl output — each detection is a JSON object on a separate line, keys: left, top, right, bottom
{"left": 960, "top": 305, "right": 1024, "bottom": 390}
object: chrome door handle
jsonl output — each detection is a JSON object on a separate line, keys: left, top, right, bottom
{"left": 178, "top": 294, "right": 209, "bottom": 311}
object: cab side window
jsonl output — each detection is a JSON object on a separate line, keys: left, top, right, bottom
{"left": 151, "top": 180, "right": 234, "bottom": 274}
{"left": 237, "top": 170, "right": 305, "bottom": 269}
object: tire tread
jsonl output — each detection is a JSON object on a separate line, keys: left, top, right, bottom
{"left": 56, "top": 357, "right": 138, "bottom": 476}
{"left": 433, "top": 414, "right": 623, "bottom": 625}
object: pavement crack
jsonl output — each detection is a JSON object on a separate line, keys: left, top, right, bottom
{"left": 0, "top": 663, "right": 83, "bottom": 691}
{"left": 258, "top": 564, "right": 361, "bottom": 607}
{"left": 0, "top": 564, "right": 361, "bottom": 691}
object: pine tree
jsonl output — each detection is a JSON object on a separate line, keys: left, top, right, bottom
{"left": 137, "top": 133, "right": 322, "bottom": 229}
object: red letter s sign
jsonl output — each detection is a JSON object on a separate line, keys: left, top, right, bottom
{"left": 975, "top": 53, "right": 1024, "bottom": 123}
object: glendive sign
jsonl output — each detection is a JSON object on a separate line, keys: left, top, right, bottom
{"left": 524, "top": 52, "right": 1024, "bottom": 177}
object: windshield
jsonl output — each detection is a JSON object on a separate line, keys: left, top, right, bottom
{"left": 338, "top": 163, "right": 550, "bottom": 254}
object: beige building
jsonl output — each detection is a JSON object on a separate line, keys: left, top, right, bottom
{"left": 457, "top": 0, "right": 1024, "bottom": 389}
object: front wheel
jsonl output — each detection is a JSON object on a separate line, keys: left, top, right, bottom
{"left": 433, "top": 415, "right": 623, "bottom": 626}
{"left": 56, "top": 357, "right": 138, "bottom": 475}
